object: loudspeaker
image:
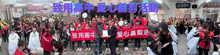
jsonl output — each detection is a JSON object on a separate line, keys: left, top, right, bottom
{"left": 192, "top": 5, "right": 197, "bottom": 8}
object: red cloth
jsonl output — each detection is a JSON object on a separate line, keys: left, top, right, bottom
{"left": 82, "top": 22, "right": 87, "bottom": 29}
{"left": 219, "top": 35, "right": 220, "bottom": 41}
{"left": 141, "top": 18, "right": 148, "bottom": 26}
{"left": 124, "top": 25, "right": 130, "bottom": 28}
{"left": 134, "top": 25, "right": 142, "bottom": 27}
{"left": 14, "top": 48, "right": 28, "bottom": 55}
{"left": 91, "top": 22, "right": 95, "bottom": 28}
{"left": 41, "top": 33, "right": 53, "bottom": 51}
{"left": 103, "top": 22, "right": 106, "bottom": 29}
{"left": 0, "top": 29, "right": 3, "bottom": 34}
{"left": 75, "top": 23, "right": 78, "bottom": 28}
{"left": 132, "top": 18, "right": 136, "bottom": 25}
{"left": 198, "top": 31, "right": 214, "bottom": 49}
{"left": 117, "top": 26, "right": 120, "bottom": 29}
{"left": 149, "top": 33, "right": 157, "bottom": 39}
{"left": 83, "top": 27, "right": 91, "bottom": 30}
{"left": 41, "top": 27, "right": 47, "bottom": 37}
{"left": 64, "top": 26, "right": 68, "bottom": 29}
{"left": 107, "top": 18, "right": 112, "bottom": 21}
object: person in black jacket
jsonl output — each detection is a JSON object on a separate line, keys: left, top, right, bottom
{"left": 107, "top": 20, "right": 117, "bottom": 55}
{"left": 213, "top": 30, "right": 220, "bottom": 52}
{"left": 159, "top": 22, "right": 173, "bottom": 55}
{"left": 206, "top": 18, "right": 215, "bottom": 31}
{"left": 14, "top": 23, "right": 22, "bottom": 38}
{"left": 147, "top": 25, "right": 160, "bottom": 55}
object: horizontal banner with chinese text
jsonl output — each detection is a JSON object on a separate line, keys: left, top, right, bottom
{"left": 70, "top": 27, "right": 148, "bottom": 41}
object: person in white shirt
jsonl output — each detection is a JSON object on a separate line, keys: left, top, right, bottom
{"left": 67, "top": 24, "right": 76, "bottom": 51}
{"left": 49, "top": 17, "right": 53, "bottom": 23}
{"left": 8, "top": 30, "right": 20, "bottom": 55}
{"left": 42, "top": 16, "right": 46, "bottom": 22}
{"left": 28, "top": 27, "right": 41, "bottom": 52}
{"left": 118, "top": 17, "right": 124, "bottom": 26}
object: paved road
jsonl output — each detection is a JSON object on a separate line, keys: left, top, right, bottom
{"left": 0, "top": 34, "right": 190, "bottom": 55}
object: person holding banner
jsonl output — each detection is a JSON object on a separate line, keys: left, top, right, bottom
{"left": 67, "top": 24, "right": 76, "bottom": 51}
{"left": 159, "top": 22, "right": 173, "bottom": 55}
{"left": 76, "top": 24, "right": 83, "bottom": 51}
{"left": 123, "top": 20, "right": 130, "bottom": 50}
{"left": 134, "top": 20, "right": 143, "bottom": 50}
{"left": 94, "top": 17, "right": 104, "bottom": 55}
{"left": 84, "top": 23, "right": 92, "bottom": 51}
{"left": 107, "top": 20, "right": 117, "bottom": 55}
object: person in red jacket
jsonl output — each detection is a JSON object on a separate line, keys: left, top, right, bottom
{"left": 107, "top": 15, "right": 112, "bottom": 21}
{"left": 82, "top": 19, "right": 87, "bottom": 29}
{"left": 123, "top": 20, "right": 131, "bottom": 50}
{"left": 193, "top": 22, "right": 214, "bottom": 55}
{"left": 41, "top": 30, "right": 56, "bottom": 55}
{"left": 141, "top": 15, "right": 148, "bottom": 27}
{"left": 14, "top": 40, "right": 28, "bottom": 55}
{"left": 134, "top": 20, "right": 142, "bottom": 50}
{"left": 75, "top": 19, "right": 81, "bottom": 29}
{"left": 91, "top": 18, "right": 96, "bottom": 30}
{"left": 84, "top": 23, "right": 92, "bottom": 51}
{"left": 2, "top": 24, "right": 8, "bottom": 43}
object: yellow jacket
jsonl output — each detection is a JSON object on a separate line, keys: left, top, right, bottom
{"left": 174, "top": 21, "right": 178, "bottom": 26}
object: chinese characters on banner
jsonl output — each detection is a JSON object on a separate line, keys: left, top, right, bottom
{"left": 53, "top": 2, "right": 159, "bottom": 13}
{"left": 70, "top": 27, "right": 148, "bottom": 41}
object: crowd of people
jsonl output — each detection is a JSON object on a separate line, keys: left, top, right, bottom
{"left": 1, "top": 13, "right": 220, "bottom": 55}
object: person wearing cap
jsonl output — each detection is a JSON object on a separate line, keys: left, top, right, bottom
{"left": 206, "top": 18, "right": 215, "bottom": 32}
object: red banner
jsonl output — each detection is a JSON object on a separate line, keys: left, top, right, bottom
{"left": 70, "top": 27, "right": 148, "bottom": 41}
